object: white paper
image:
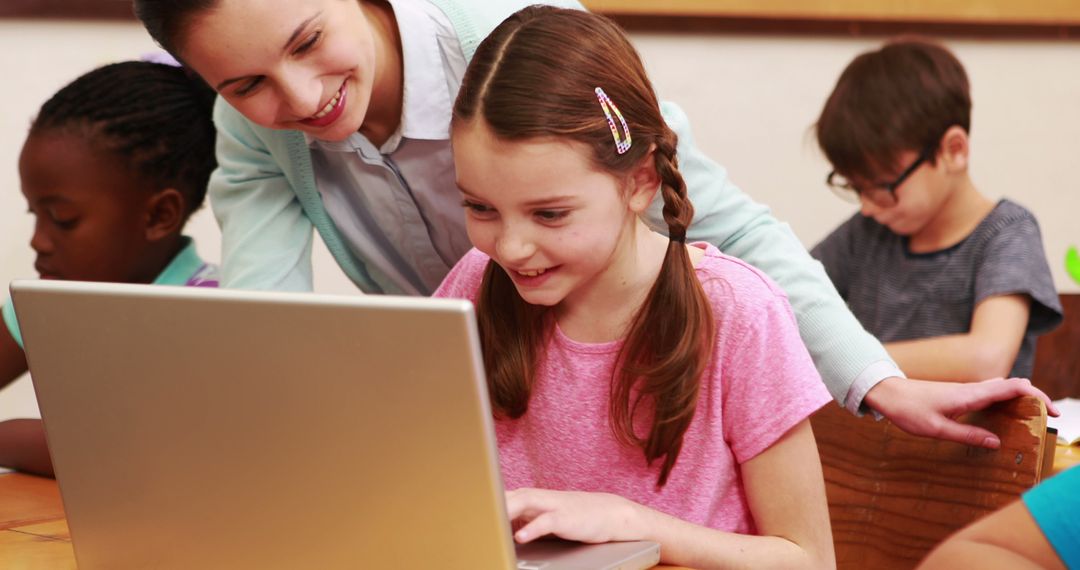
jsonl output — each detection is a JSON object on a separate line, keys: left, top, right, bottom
{"left": 1048, "top": 398, "right": 1080, "bottom": 445}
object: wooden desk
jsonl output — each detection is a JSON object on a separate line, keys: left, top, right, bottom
{"left": 0, "top": 472, "right": 74, "bottom": 569}
{"left": 2, "top": 442, "right": 1075, "bottom": 569}
{"left": 0, "top": 473, "right": 693, "bottom": 569}
{"left": 1056, "top": 442, "right": 1080, "bottom": 474}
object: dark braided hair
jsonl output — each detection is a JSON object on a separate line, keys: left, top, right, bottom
{"left": 30, "top": 60, "right": 217, "bottom": 218}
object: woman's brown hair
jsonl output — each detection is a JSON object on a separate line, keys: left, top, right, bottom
{"left": 453, "top": 6, "right": 714, "bottom": 486}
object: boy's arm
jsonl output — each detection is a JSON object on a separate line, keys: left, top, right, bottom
{"left": 888, "top": 206, "right": 1060, "bottom": 382}
{"left": 885, "top": 294, "right": 1031, "bottom": 381}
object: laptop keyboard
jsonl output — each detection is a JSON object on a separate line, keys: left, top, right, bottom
{"left": 516, "top": 561, "right": 550, "bottom": 569}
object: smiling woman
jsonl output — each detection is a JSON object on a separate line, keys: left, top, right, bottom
{"left": 175, "top": 0, "right": 397, "bottom": 145}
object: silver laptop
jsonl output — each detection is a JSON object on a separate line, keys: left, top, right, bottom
{"left": 12, "top": 280, "right": 659, "bottom": 570}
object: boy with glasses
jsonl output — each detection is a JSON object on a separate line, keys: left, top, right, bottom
{"left": 811, "top": 37, "right": 1062, "bottom": 382}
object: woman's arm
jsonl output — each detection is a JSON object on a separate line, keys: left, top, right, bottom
{"left": 210, "top": 100, "right": 316, "bottom": 291}
{"left": 505, "top": 420, "right": 834, "bottom": 569}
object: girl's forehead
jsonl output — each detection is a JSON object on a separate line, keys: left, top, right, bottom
{"left": 455, "top": 130, "right": 620, "bottom": 205}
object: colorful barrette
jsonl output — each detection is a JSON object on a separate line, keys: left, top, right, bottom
{"left": 594, "top": 87, "right": 631, "bottom": 155}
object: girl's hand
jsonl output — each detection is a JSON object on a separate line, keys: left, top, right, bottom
{"left": 504, "top": 488, "right": 647, "bottom": 544}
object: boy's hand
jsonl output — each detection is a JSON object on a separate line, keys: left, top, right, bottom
{"left": 505, "top": 488, "right": 644, "bottom": 544}
{"left": 864, "top": 376, "right": 1059, "bottom": 449}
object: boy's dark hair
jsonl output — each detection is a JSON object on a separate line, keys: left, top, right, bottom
{"left": 816, "top": 37, "right": 971, "bottom": 182}
{"left": 30, "top": 60, "right": 217, "bottom": 219}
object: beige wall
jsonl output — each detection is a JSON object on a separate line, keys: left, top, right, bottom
{"left": 635, "top": 32, "right": 1080, "bottom": 285}
{"left": 1, "top": 20, "right": 1078, "bottom": 420}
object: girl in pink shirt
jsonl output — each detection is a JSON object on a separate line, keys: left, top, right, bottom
{"left": 434, "top": 7, "right": 834, "bottom": 568}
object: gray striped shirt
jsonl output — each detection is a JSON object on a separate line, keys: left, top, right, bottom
{"left": 811, "top": 199, "right": 1063, "bottom": 378}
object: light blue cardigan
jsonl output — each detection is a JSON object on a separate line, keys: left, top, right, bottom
{"left": 206, "top": 0, "right": 898, "bottom": 410}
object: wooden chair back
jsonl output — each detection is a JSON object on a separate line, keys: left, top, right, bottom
{"left": 811, "top": 395, "right": 1048, "bottom": 570}
{"left": 1032, "top": 293, "right": 1080, "bottom": 400}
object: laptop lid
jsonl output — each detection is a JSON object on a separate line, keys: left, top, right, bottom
{"left": 12, "top": 280, "right": 658, "bottom": 570}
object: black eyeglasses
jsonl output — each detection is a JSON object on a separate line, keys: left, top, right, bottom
{"left": 826, "top": 144, "right": 937, "bottom": 207}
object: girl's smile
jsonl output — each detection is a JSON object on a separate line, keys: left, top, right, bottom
{"left": 507, "top": 265, "right": 560, "bottom": 288}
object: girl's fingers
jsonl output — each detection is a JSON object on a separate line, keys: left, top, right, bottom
{"left": 505, "top": 488, "right": 558, "bottom": 521}
{"left": 514, "top": 511, "right": 559, "bottom": 544}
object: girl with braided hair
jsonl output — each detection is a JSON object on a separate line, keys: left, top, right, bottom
{"left": 0, "top": 60, "right": 219, "bottom": 477}
{"left": 434, "top": 7, "right": 834, "bottom": 568}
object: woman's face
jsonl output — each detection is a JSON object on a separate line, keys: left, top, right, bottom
{"left": 179, "top": 0, "right": 380, "bottom": 141}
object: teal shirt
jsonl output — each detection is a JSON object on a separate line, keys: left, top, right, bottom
{"left": 205, "top": 0, "right": 899, "bottom": 410}
{"left": 2, "top": 237, "right": 217, "bottom": 349}
{"left": 1023, "top": 465, "right": 1080, "bottom": 568}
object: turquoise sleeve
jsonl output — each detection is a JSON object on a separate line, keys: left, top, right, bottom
{"left": 1022, "top": 465, "right": 1080, "bottom": 568}
{"left": 210, "top": 99, "right": 316, "bottom": 291}
{"left": 650, "top": 101, "right": 896, "bottom": 407}
{"left": 2, "top": 298, "right": 24, "bottom": 349}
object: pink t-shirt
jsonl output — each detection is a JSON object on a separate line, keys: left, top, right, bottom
{"left": 434, "top": 243, "right": 831, "bottom": 533}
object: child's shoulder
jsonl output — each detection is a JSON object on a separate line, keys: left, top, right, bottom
{"left": 980, "top": 199, "right": 1040, "bottom": 231}
{"left": 433, "top": 248, "right": 489, "bottom": 301}
{"left": 692, "top": 243, "right": 791, "bottom": 312}
{"left": 959, "top": 199, "right": 1043, "bottom": 252}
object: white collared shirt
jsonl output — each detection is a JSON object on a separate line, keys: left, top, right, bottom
{"left": 307, "top": 0, "right": 469, "bottom": 295}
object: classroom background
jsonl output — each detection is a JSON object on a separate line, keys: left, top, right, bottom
{"left": 2, "top": 10, "right": 1078, "bottom": 422}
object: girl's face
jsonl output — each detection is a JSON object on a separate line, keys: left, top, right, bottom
{"left": 179, "top": 0, "right": 380, "bottom": 142}
{"left": 19, "top": 131, "right": 157, "bottom": 283}
{"left": 452, "top": 121, "right": 651, "bottom": 310}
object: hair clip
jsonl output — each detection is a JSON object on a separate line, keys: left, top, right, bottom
{"left": 594, "top": 87, "right": 631, "bottom": 155}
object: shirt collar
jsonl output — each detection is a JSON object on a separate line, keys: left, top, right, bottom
{"left": 153, "top": 236, "right": 206, "bottom": 286}
{"left": 391, "top": 0, "right": 453, "bottom": 141}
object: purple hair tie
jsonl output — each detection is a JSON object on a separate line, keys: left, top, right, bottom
{"left": 140, "top": 51, "right": 182, "bottom": 68}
